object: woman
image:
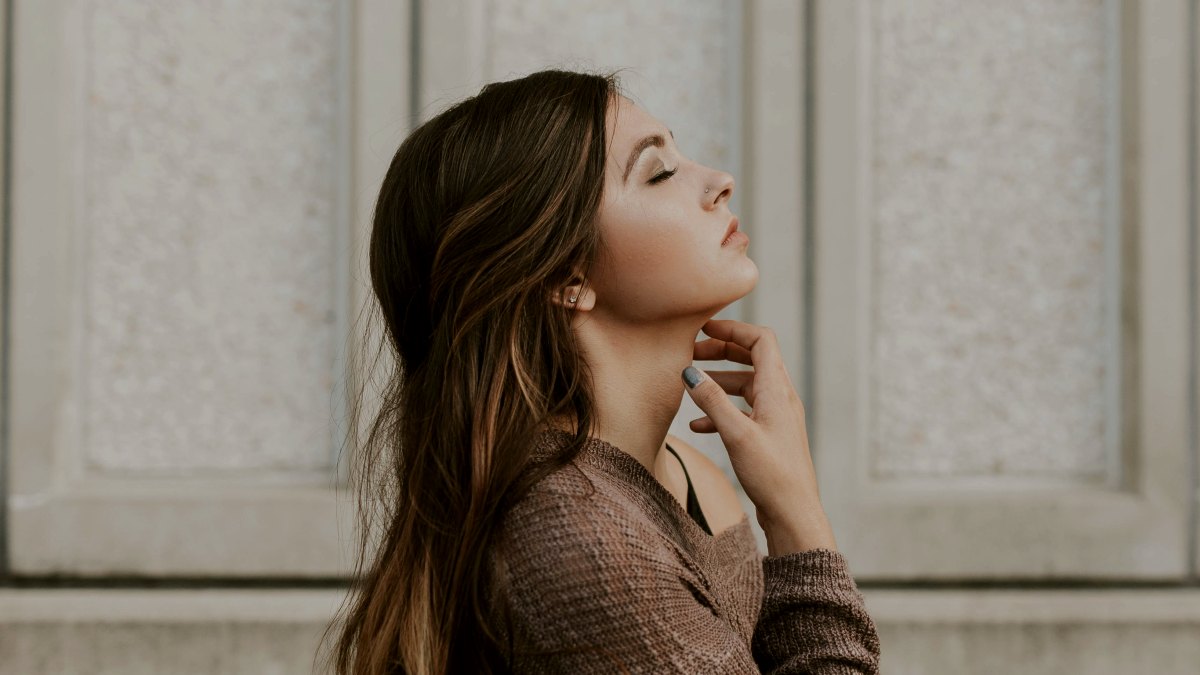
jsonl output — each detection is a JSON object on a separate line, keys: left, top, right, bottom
{"left": 320, "top": 68, "right": 880, "bottom": 674}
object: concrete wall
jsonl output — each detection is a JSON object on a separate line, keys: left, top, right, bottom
{"left": 3, "top": 1, "right": 1198, "bottom": 673}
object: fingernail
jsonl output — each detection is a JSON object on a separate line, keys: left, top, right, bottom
{"left": 682, "top": 366, "right": 703, "bottom": 389}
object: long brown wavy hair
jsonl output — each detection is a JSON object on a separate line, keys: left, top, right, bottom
{"left": 315, "top": 68, "right": 628, "bottom": 674}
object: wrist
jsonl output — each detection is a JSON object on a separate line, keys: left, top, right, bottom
{"left": 759, "top": 508, "right": 838, "bottom": 556}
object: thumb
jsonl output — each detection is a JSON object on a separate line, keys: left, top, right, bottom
{"left": 681, "top": 366, "right": 749, "bottom": 437}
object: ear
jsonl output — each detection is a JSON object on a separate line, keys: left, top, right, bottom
{"left": 550, "top": 282, "right": 595, "bottom": 311}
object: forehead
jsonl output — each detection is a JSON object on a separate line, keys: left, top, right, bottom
{"left": 606, "top": 95, "right": 666, "bottom": 148}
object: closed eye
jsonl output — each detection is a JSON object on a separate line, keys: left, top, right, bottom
{"left": 649, "top": 167, "right": 677, "bottom": 184}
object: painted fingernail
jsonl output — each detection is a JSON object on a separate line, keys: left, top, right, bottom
{"left": 682, "top": 366, "right": 703, "bottom": 389}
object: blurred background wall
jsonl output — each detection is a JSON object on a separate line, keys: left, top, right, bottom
{"left": 1, "top": 0, "right": 1197, "bottom": 673}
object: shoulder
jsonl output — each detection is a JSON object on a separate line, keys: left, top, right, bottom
{"left": 665, "top": 433, "right": 750, "bottom": 534}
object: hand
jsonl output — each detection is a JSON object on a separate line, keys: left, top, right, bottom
{"left": 681, "top": 319, "right": 836, "bottom": 554}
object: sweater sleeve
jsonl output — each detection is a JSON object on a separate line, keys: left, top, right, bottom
{"left": 493, "top": 489, "right": 880, "bottom": 674}
{"left": 752, "top": 549, "right": 881, "bottom": 674}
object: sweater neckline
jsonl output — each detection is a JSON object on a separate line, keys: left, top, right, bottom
{"left": 534, "top": 427, "right": 755, "bottom": 555}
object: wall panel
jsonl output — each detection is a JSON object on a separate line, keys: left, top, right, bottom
{"left": 7, "top": 0, "right": 410, "bottom": 576}
{"left": 808, "top": 0, "right": 1192, "bottom": 579}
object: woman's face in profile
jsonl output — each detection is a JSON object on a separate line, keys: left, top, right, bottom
{"left": 587, "top": 95, "right": 757, "bottom": 322}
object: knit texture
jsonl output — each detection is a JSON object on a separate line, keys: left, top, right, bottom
{"left": 489, "top": 428, "right": 881, "bottom": 673}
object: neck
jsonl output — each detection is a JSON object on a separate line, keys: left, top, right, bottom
{"left": 545, "top": 311, "right": 710, "bottom": 476}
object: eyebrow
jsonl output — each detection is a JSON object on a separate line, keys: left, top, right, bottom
{"left": 622, "top": 129, "right": 674, "bottom": 184}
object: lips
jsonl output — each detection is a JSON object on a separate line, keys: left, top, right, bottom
{"left": 721, "top": 217, "right": 739, "bottom": 245}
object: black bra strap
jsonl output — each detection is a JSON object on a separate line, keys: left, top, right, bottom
{"left": 663, "top": 443, "right": 713, "bottom": 535}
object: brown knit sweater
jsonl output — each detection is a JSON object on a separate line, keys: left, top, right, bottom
{"left": 488, "top": 427, "right": 881, "bottom": 673}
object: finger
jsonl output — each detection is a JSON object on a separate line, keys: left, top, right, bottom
{"left": 704, "top": 369, "right": 756, "bottom": 405}
{"left": 699, "top": 319, "right": 790, "bottom": 389}
{"left": 692, "top": 337, "right": 753, "bottom": 365}
{"left": 681, "top": 366, "right": 754, "bottom": 440}
{"left": 688, "top": 408, "right": 753, "bottom": 433}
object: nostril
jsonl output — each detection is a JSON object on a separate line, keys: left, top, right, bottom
{"left": 712, "top": 175, "right": 734, "bottom": 203}
{"left": 705, "top": 173, "right": 735, "bottom": 206}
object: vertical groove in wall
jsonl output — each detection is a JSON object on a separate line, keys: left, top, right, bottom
{"left": 330, "top": 0, "right": 353, "bottom": 483}
{"left": 1186, "top": 0, "right": 1198, "bottom": 580}
{"left": 0, "top": 0, "right": 12, "bottom": 577}
{"left": 802, "top": 0, "right": 817, "bottom": 424}
{"left": 409, "top": 0, "right": 422, "bottom": 133}
{"left": 1103, "top": 0, "right": 1125, "bottom": 493}
{"left": 738, "top": 0, "right": 753, "bottom": 328}
{"left": 482, "top": 0, "right": 493, "bottom": 83}
{"left": 1116, "top": 0, "right": 1143, "bottom": 518}
{"left": 727, "top": 0, "right": 745, "bottom": 326}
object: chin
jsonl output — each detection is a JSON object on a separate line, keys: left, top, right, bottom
{"left": 707, "top": 264, "right": 759, "bottom": 312}
{"left": 730, "top": 258, "right": 759, "bottom": 295}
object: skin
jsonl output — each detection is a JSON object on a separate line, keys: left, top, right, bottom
{"left": 658, "top": 433, "right": 750, "bottom": 536}
{"left": 545, "top": 95, "right": 757, "bottom": 529}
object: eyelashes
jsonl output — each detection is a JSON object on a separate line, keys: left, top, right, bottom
{"left": 648, "top": 167, "right": 677, "bottom": 185}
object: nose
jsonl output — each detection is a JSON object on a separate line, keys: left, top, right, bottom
{"left": 706, "top": 170, "right": 734, "bottom": 209}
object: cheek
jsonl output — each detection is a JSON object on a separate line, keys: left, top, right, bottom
{"left": 598, "top": 217, "right": 711, "bottom": 305}
{"left": 621, "top": 227, "right": 687, "bottom": 270}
